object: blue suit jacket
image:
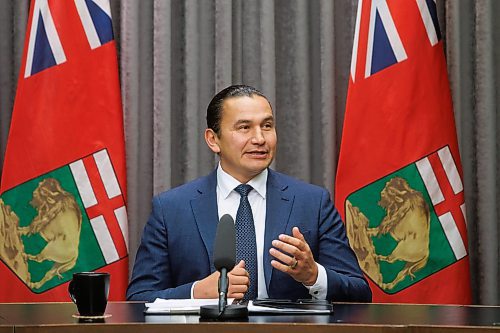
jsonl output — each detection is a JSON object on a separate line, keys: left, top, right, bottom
{"left": 127, "top": 169, "right": 371, "bottom": 302}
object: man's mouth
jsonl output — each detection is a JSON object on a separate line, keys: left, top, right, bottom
{"left": 246, "top": 150, "right": 268, "bottom": 158}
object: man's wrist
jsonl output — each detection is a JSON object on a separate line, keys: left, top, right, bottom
{"left": 303, "top": 263, "right": 327, "bottom": 299}
{"left": 304, "top": 263, "right": 319, "bottom": 286}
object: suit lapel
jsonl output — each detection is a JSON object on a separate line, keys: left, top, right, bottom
{"left": 191, "top": 169, "right": 219, "bottom": 271}
{"left": 264, "top": 170, "right": 294, "bottom": 291}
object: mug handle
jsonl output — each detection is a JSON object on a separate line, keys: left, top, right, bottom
{"left": 68, "top": 279, "right": 77, "bottom": 303}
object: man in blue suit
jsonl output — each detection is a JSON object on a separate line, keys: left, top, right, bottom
{"left": 127, "top": 85, "right": 371, "bottom": 302}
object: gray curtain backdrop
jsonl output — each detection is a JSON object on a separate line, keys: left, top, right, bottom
{"left": 0, "top": 0, "right": 498, "bottom": 305}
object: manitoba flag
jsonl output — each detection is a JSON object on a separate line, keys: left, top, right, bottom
{"left": 0, "top": 0, "right": 128, "bottom": 301}
{"left": 335, "top": 0, "right": 471, "bottom": 304}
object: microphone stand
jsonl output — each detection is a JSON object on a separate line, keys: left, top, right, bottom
{"left": 200, "top": 268, "right": 248, "bottom": 320}
{"left": 218, "top": 267, "right": 228, "bottom": 314}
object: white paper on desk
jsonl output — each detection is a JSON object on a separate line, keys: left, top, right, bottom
{"left": 144, "top": 298, "right": 234, "bottom": 314}
{"left": 247, "top": 301, "right": 332, "bottom": 314}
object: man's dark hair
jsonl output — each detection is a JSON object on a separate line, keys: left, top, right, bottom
{"left": 206, "top": 85, "right": 270, "bottom": 135}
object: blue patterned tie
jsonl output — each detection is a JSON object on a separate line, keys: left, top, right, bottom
{"left": 234, "top": 184, "right": 258, "bottom": 300}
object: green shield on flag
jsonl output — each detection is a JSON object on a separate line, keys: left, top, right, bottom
{"left": 345, "top": 161, "right": 461, "bottom": 294}
{"left": 0, "top": 165, "right": 106, "bottom": 293}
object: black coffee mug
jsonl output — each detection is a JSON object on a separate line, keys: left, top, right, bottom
{"left": 68, "top": 272, "right": 110, "bottom": 317}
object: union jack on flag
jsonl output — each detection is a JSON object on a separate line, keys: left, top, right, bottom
{"left": 25, "top": 0, "right": 113, "bottom": 78}
{"left": 350, "top": 0, "right": 441, "bottom": 81}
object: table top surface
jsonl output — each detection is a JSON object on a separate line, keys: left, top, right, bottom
{"left": 0, "top": 302, "right": 500, "bottom": 328}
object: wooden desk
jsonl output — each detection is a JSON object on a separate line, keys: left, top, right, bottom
{"left": 0, "top": 302, "right": 499, "bottom": 333}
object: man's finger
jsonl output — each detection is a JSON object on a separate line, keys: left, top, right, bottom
{"left": 269, "top": 248, "right": 297, "bottom": 266}
{"left": 230, "top": 260, "right": 247, "bottom": 274}
{"left": 229, "top": 284, "right": 248, "bottom": 294}
{"left": 229, "top": 292, "right": 245, "bottom": 300}
{"left": 292, "top": 227, "right": 312, "bottom": 253}
{"left": 230, "top": 267, "right": 249, "bottom": 276}
{"left": 270, "top": 259, "right": 296, "bottom": 274}
{"left": 272, "top": 239, "right": 300, "bottom": 257}
{"left": 292, "top": 227, "right": 305, "bottom": 241}
{"left": 229, "top": 275, "right": 249, "bottom": 285}
{"left": 278, "top": 233, "right": 307, "bottom": 251}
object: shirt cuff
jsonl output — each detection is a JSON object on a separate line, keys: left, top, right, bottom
{"left": 190, "top": 281, "right": 198, "bottom": 299}
{"left": 303, "top": 262, "right": 328, "bottom": 299}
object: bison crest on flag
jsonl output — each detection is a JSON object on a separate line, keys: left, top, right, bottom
{"left": 0, "top": 149, "right": 127, "bottom": 293}
{"left": 345, "top": 146, "right": 468, "bottom": 294}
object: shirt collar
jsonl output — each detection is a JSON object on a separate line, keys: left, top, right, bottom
{"left": 217, "top": 162, "right": 268, "bottom": 199}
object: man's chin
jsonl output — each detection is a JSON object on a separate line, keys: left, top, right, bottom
{"left": 246, "top": 156, "right": 272, "bottom": 166}
{"left": 246, "top": 161, "right": 272, "bottom": 175}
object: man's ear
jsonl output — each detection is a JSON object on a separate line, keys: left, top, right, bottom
{"left": 204, "top": 128, "right": 221, "bottom": 153}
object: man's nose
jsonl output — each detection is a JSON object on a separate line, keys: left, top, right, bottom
{"left": 251, "top": 128, "right": 265, "bottom": 144}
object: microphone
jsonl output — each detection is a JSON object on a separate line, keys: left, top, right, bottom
{"left": 200, "top": 214, "right": 248, "bottom": 320}
{"left": 213, "top": 214, "right": 236, "bottom": 312}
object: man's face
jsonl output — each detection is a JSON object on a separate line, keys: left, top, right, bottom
{"left": 206, "top": 95, "right": 277, "bottom": 183}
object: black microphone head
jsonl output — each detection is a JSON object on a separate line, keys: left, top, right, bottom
{"left": 213, "top": 214, "right": 236, "bottom": 271}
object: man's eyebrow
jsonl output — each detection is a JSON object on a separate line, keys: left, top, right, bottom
{"left": 233, "top": 116, "right": 274, "bottom": 126}
{"left": 234, "top": 119, "right": 251, "bottom": 125}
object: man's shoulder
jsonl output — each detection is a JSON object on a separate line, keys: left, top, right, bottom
{"left": 269, "top": 169, "right": 328, "bottom": 195}
{"left": 154, "top": 172, "right": 215, "bottom": 201}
